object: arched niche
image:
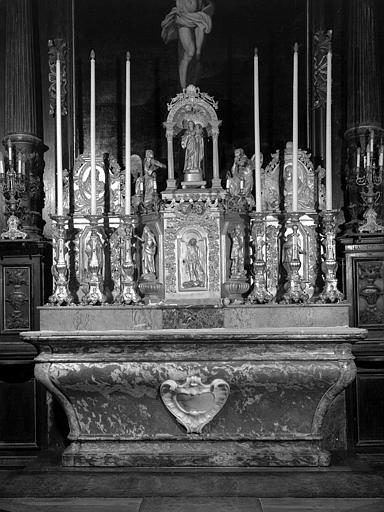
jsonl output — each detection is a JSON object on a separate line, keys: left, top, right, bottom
{"left": 163, "top": 85, "right": 222, "bottom": 190}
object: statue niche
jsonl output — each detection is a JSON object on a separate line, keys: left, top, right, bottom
{"left": 163, "top": 85, "right": 222, "bottom": 190}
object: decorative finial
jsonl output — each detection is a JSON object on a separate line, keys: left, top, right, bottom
{"left": 294, "top": 42, "right": 299, "bottom": 53}
{"left": 90, "top": 49, "right": 95, "bottom": 60}
{"left": 126, "top": 51, "right": 130, "bottom": 61}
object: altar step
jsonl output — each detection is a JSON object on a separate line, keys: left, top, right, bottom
{"left": 0, "top": 497, "right": 384, "bottom": 512}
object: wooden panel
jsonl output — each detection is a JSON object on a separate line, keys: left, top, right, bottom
{"left": 2, "top": 266, "right": 31, "bottom": 332}
{"left": 355, "top": 259, "right": 384, "bottom": 329}
{"left": 356, "top": 371, "right": 384, "bottom": 447}
{"left": 0, "top": 364, "right": 39, "bottom": 449}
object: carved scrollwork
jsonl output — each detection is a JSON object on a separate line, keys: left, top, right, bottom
{"left": 160, "top": 375, "right": 230, "bottom": 434}
{"left": 48, "top": 39, "right": 68, "bottom": 117}
{"left": 313, "top": 30, "right": 332, "bottom": 110}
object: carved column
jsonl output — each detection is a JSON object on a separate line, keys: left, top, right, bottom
{"left": 211, "top": 125, "right": 221, "bottom": 189}
{"left": 3, "top": 0, "right": 45, "bottom": 238}
{"left": 164, "top": 122, "right": 176, "bottom": 190}
{"left": 344, "top": 0, "right": 384, "bottom": 226}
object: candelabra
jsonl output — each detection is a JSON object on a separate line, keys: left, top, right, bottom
{"left": 81, "top": 215, "right": 107, "bottom": 305}
{"left": 114, "top": 215, "right": 141, "bottom": 305}
{"left": 248, "top": 213, "right": 273, "bottom": 304}
{"left": 318, "top": 210, "right": 344, "bottom": 303}
{"left": 281, "top": 213, "right": 309, "bottom": 303}
{"left": 355, "top": 137, "right": 384, "bottom": 233}
{"left": 0, "top": 140, "right": 27, "bottom": 240}
{"left": 48, "top": 215, "right": 74, "bottom": 306}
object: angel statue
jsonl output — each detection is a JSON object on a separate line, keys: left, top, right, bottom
{"left": 130, "top": 150, "right": 166, "bottom": 207}
{"left": 161, "top": 0, "right": 215, "bottom": 89}
{"left": 227, "top": 148, "right": 256, "bottom": 202}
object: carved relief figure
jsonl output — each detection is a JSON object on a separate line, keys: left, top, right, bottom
{"left": 230, "top": 225, "right": 245, "bottom": 277}
{"left": 183, "top": 237, "right": 205, "bottom": 287}
{"left": 161, "top": 0, "right": 215, "bottom": 89}
{"left": 181, "top": 120, "right": 204, "bottom": 174}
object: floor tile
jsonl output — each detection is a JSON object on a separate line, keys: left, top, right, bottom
{"left": 260, "top": 497, "right": 384, "bottom": 511}
{"left": 139, "top": 497, "right": 263, "bottom": 512}
{"left": 0, "top": 498, "right": 143, "bottom": 512}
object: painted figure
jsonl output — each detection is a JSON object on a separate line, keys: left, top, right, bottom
{"left": 161, "top": 0, "right": 214, "bottom": 89}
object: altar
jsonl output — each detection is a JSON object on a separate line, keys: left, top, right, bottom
{"left": 22, "top": 304, "right": 364, "bottom": 467}
{"left": 18, "top": 55, "right": 367, "bottom": 467}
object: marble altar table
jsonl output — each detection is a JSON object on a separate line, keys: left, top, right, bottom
{"left": 21, "top": 304, "right": 366, "bottom": 467}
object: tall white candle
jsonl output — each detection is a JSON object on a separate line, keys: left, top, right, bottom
{"left": 56, "top": 53, "right": 63, "bottom": 215}
{"left": 379, "top": 146, "right": 384, "bottom": 168}
{"left": 0, "top": 158, "right": 4, "bottom": 177}
{"left": 7, "top": 140, "right": 12, "bottom": 164}
{"left": 254, "top": 48, "right": 262, "bottom": 212}
{"left": 125, "top": 51, "right": 131, "bottom": 216}
{"left": 325, "top": 46, "right": 332, "bottom": 210}
{"left": 90, "top": 50, "right": 97, "bottom": 216}
{"left": 292, "top": 43, "right": 299, "bottom": 212}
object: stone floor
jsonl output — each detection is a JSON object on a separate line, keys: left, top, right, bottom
{"left": 0, "top": 451, "right": 384, "bottom": 511}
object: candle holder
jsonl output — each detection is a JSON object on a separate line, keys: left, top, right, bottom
{"left": 281, "top": 213, "right": 309, "bottom": 304}
{"left": 81, "top": 215, "right": 107, "bottom": 305}
{"left": 355, "top": 142, "right": 384, "bottom": 233}
{"left": 0, "top": 142, "right": 27, "bottom": 240}
{"left": 114, "top": 215, "right": 141, "bottom": 305}
{"left": 48, "top": 215, "right": 74, "bottom": 306}
{"left": 318, "top": 210, "right": 344, "bottom": 303}
{"left": 248, "top": 213, "right": 273, "bottom": 304}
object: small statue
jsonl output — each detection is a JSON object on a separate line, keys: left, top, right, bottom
{"left": 131, "top": 151, "right": 166, "bottom": 207}
{"left": 137, "top": 226, "right": 157, "bottom": 277}
{"left": 227, "top": 148, "right": 254, "bottom": 198}
{"left": 230, "top": 224, "right": 245, "bottom": 278}
{"left": 181, "top": 120, "right": 204, "bottom": 174}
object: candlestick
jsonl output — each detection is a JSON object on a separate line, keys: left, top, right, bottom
{"left": 325, "top": 46, "right": 332, "bottom": 210}
{"left": 56, "top": 52, "right": 64, "bottom": 216}
{"left": 292, "top": 43, "right": 299, "bottom": 211}
{"left": 125, "top": 51, "right": 131, "bottom": 215}
{"left": 254, "top": 48, "right": 262, "bottom": 212}
{"left": 7, "top": 140, "right": 12, "bottom": 164}
{"left": 90, "top": 50, "right": 97, "bottom": 216}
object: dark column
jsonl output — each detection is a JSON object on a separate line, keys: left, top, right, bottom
{"left": 3, "top": 0, "right": 45, "bottom": 239}
{"left": 344, "top": 0, "right": 384, "bottom": 226}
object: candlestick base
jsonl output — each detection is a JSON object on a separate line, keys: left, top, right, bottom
{"left": 48, "top": 215, "right": 74, "bottom": 306}
{"left": 281, "top": 213, "right": 309, "bottom": 304}
{"left": 0, "top": 214, "right": 28, "bottom": 240}
{"left": 81, "top": 215, "right": 107, "bottom": 306}
{"left": 318, "top": 210, "right": 344, "bottom": 304}
{"left": 113, "top": 216, "right": 141, "bottom": 305}
{"left": 247, "top": 213, "right": 274, "bottom": 304}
